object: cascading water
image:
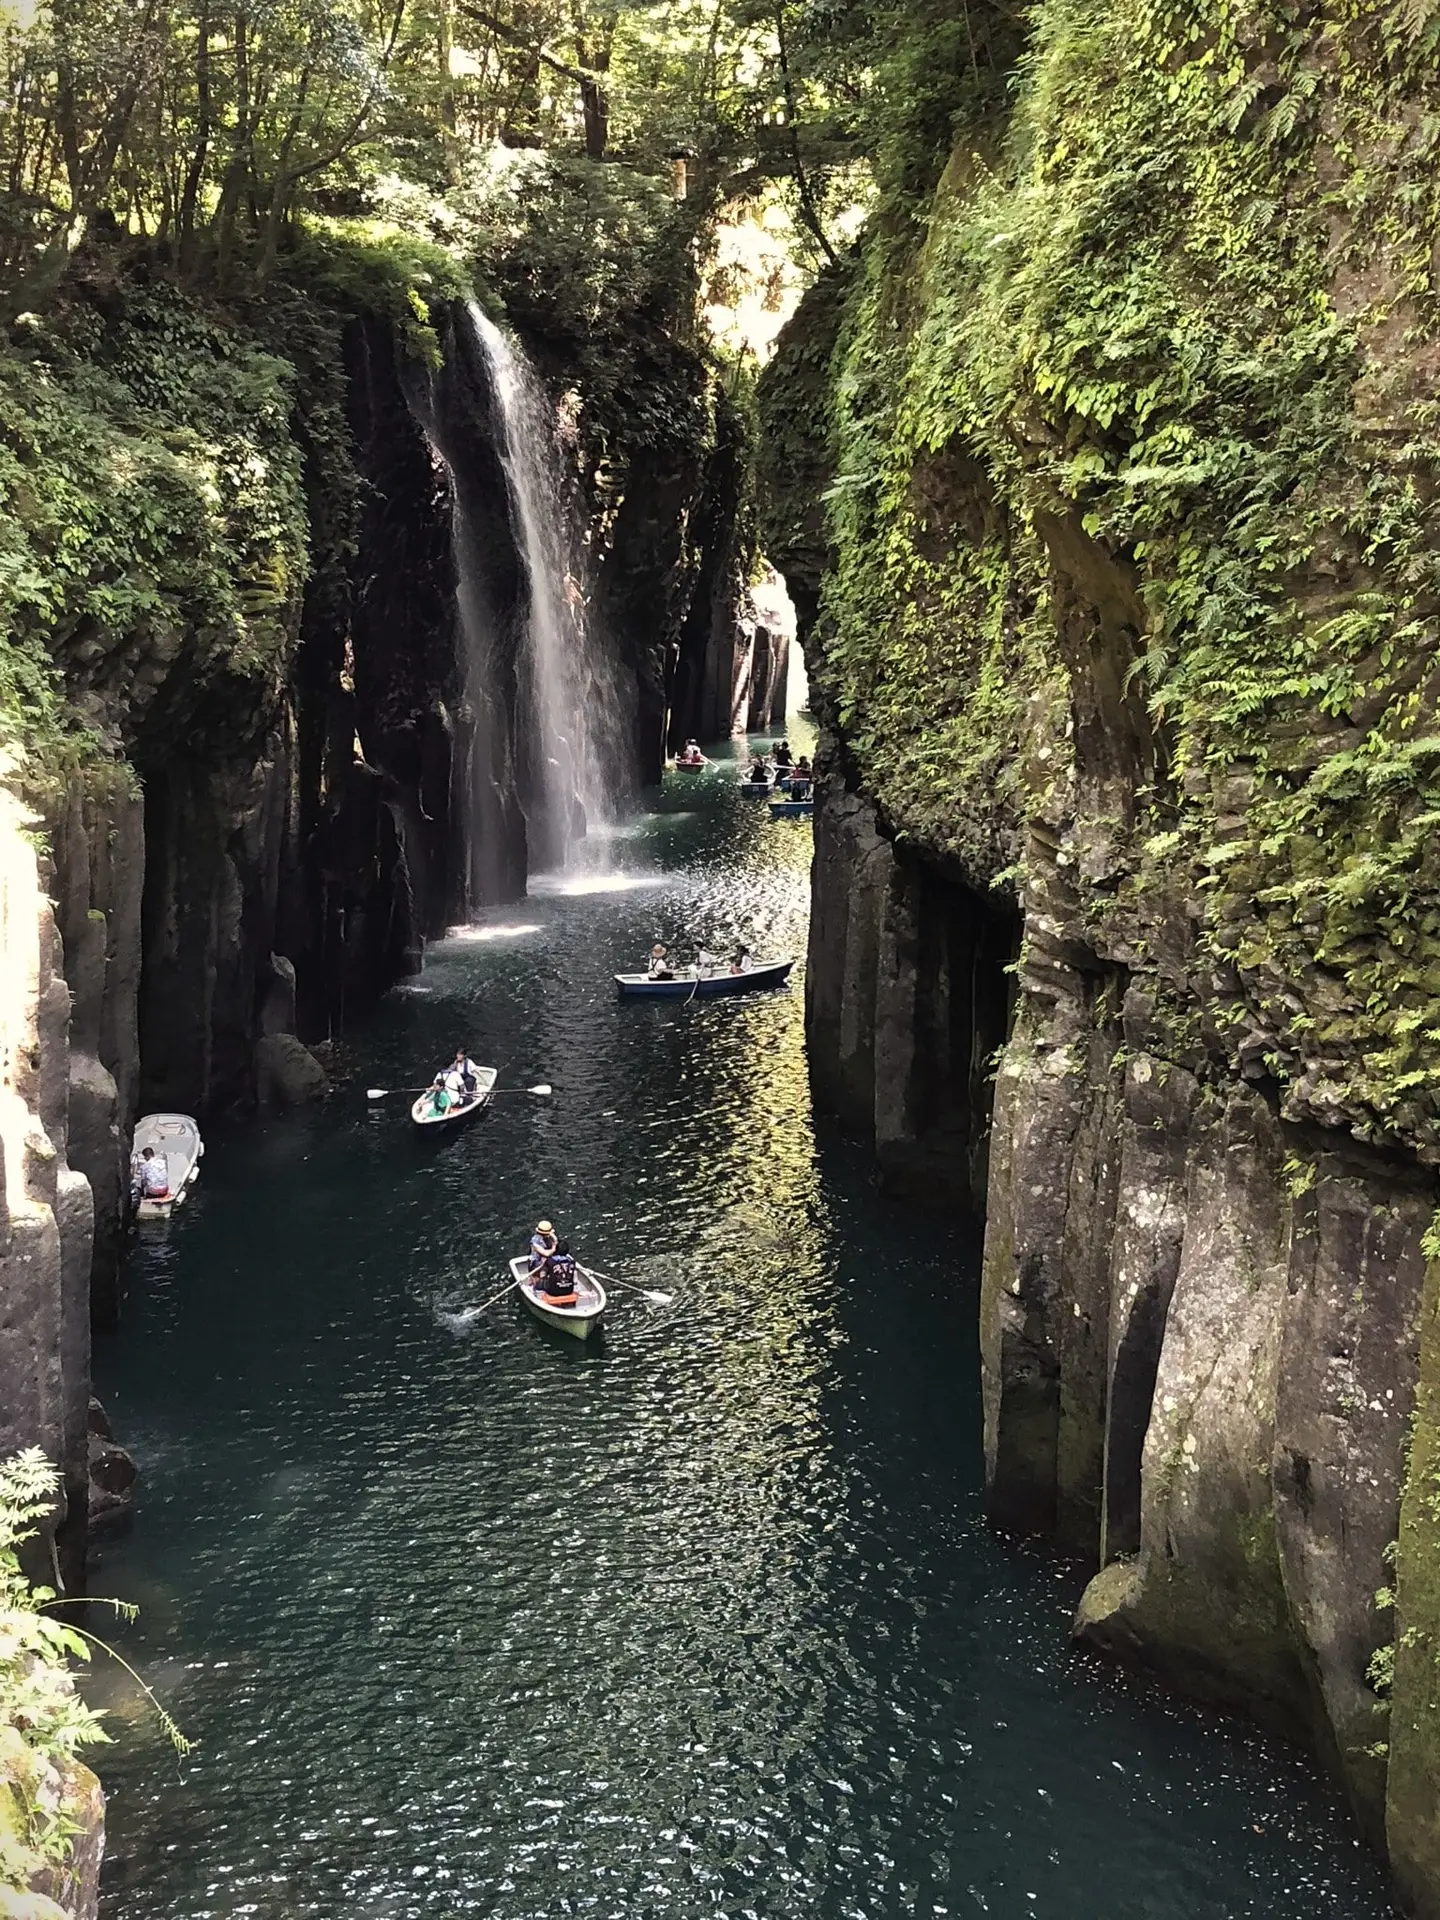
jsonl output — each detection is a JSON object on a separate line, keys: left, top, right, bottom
{"left": 463, "top": 301, "right": 625, "bottom": 874}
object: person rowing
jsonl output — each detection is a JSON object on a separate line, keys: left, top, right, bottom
{"left": 648, "top": 943, "right": 675, "bottom": 980}
{"left": 541, "top": 1240, "right": 580, "bottom": 1307}
{"left": 451, "top": 1047, "right": 482, "bottom": 1101}
{"left": 745, "top": 756, "right": 770, "bottom": 785}
{"left": 773, "top": 739, "right": 793, "bottom": 769}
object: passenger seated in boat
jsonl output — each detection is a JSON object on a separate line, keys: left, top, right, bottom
{"left": 648, "top": 943, "right": 674, "bottom": 980}
{"left": 543, "top": 1243, "right": 580, "bottom": 1307}
{"left": 730, "top": 947, "right": 753, "bottom": 975}
{"left": 745, "top": 757, "right": 769, "bottom": 784}
{"left": 788, "top": 772, "right": 812, "bottom": 801}
{"left": 427, "top": 1078, "right": 453, "bottom": 1116}
{"left": 529, "top": 1220, "right": 558, "bottom": 1274}
{"left": 132, "top": 1146, "right": 171, "bottom": 1202}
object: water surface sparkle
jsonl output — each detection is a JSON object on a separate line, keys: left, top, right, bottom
{"left": 93, "top": 746, "right": 1394, "bottom": 1920}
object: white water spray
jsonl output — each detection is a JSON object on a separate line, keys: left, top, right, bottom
{"left": 463, "top": 302, "right": 624, "bottom": 872}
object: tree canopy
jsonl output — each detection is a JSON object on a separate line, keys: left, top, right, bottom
{"left": 0, "top": 0, "right": 1004, "bottom": 308}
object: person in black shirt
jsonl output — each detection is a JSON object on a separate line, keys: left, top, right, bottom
{"left": 544, "top": 1243, "right": 580, "bottom": 1305}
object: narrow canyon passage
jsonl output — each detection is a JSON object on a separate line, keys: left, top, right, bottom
{"left": 92, "top": 752, "right": 1391, "bottom": 1920}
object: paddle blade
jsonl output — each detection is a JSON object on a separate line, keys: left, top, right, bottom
{"left": 644, "top": 1290, "right": 674, "bottom": 1305}
{"left": 367, "top": 1088, "right": 389, "bottom": 1100}
{"left": 528, "top": 1084, "right": 553, "bottom": 1097}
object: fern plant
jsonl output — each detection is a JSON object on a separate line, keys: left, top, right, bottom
{"left": 0, "top": 1450, "right": 108, "bottom": 1892}
{"left": 0, "top": 1449, "right": 189, "bottom": 1899}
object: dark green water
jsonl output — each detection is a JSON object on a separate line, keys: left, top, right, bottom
{"left": 93, "top": 746, "right": 1394, "bottom": 1920}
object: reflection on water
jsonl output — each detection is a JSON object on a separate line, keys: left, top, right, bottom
{"left": 92, "top": 738, "right": 1393, "bottom": 1920}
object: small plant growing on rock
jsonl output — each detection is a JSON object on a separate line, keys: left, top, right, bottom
{"left": 0, "top": 1449, "right": 188, "bottom": 1902}
{"left": 0, "top": 1450, "right": 106, "bottom": 1893}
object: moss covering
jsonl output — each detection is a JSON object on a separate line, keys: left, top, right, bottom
{"left": 1388, "top": 1259, "right": 1440, "bottom": 1916}
{"left": 764, "top": 0, "right": 1440, "bottom": 1157}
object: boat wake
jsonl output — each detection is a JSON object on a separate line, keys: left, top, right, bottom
{"left": 435, "top": 1303, "right": 486, "bottom": 1335}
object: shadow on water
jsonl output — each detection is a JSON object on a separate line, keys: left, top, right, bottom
{"left": 91, "top": 737, "right": 1395, "bottom": 1919}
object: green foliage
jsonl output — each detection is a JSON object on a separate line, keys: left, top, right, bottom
{"left": 0, "top": 1451, "right": 107, "bottom": 1895}
{"left": 769, "top": 0, "right": 1440, "bottom": 1152}
{"left": 0, "top": 278, "right": 310, "bottom": 789}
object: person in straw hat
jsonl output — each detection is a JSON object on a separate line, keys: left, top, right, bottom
{"left": 528, "top": 1219, "right": 558, "bottom": 1277}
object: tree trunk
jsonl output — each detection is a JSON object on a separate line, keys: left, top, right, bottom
{"left": 177, "top": 0, "right": 213, "bottom": 274}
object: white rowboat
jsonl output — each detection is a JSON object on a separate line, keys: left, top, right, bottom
{"left": 131, "top": 1113, "right": 204, "bottom": 1220}
{"left": 411, "top": 1067, "right": 498, "bottom": 1129}
{"left": 509, "top": 1257, "right": 607, "bottom": 1341}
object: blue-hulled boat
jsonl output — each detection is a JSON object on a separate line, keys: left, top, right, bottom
{"left": 769, "top": 798, "right": 813, "bottom": 819}
{"left": 615, "top": 959, "right": 795, "bottom": 998}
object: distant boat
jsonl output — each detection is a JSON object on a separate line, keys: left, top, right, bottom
{"left": 509, "top": 1257, "right": 607, "bottom": 1341}
{"left": 131, "top": 1113, "right": 204, "bottom": 1220}
{"left": 615, "top": 960, "right": 794, "bottom": 998}
{"left": 411, "top": 1067, "right": 498, "bottom": 1129}
{"left": 674, "top": 755, "right": 708, "bottom": 772}
{"left": 769, "top": 798, "right": 813, "bottom": 819}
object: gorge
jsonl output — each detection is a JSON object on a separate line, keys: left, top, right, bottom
{"left": 3, "top": 0, "right": 1440, "bottom": 1915}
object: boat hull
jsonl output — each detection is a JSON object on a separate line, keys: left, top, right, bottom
{"left": 411, "top": 1068, "right": 498, "bottom": 1129}
{"left": 769, "top": 800, "right": 813, "bottom": 819}
{"left": 739, "top": 781, "right": 771, "bottom": 797}
{"left": 509, "top": 1257, "right": 607, "bottom": 1340}
{"left": 614, "top": 960, "right": 794, "bottom": 998}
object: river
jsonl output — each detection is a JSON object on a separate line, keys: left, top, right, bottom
{"left": 92, "top": 740, "right": 1394, "bottom": 1920}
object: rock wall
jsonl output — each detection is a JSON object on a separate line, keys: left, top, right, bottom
{"left": 667, "top": 392, "right": 792, "bottom": 750}
{"left": 0, "top": 781, "right": 94, "bottom": 1576}
{"left": 761, "top": 4, "right": 1440, "bottom": 1911}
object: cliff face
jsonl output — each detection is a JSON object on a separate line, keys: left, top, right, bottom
{"left": 762, "top": 3, "right": 1440, "bottom": 1910}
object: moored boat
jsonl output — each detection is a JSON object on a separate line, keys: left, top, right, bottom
{"left": 509, "top": 1257, "right": 607, "bottom": 1340}
{"left": 131, "top": 1113, "right": 204, "bottom": 1220}
{"left": 614, "top": 959, "right": 794, "bottom": 998}
{"left": 411, "top": 1066, "right": 498, "bottom": 1129}
{"left": 769, "top": 798, "right": 813, "bottom": 819}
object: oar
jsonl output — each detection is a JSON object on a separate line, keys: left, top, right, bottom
{"left": 366, "top": 1082, "right": 552, "bottom": 1100}
{"left": 587, "top": 1267, "right": 674, "bottom": 1307}
{"left": 467, "top": 1275, "right": 524, "bottom": 1317}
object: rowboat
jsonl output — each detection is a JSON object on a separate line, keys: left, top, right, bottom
{"left": 411, "top": 1066, "right": 498, "bottom": 1128}
{"left": 739, "top": 780, "right": 772, "bottom": 797}
{"left": 131, "top": 1113, "right": 204, "bottom": 1220}
{"left": 509, "top": 1257, "right": 607, "bottom": 1341}
{"left": 769, "top": 798, "right": 814, "bottom": 819}
{"left": 674, "top": 757, "right": 708, "bottom": 773}
{"left": 615, "top": 959, "right": 794, "bottom": 998}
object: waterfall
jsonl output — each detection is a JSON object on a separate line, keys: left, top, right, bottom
{"left": 462, "top": 301, "right": 623, "bottom": 874}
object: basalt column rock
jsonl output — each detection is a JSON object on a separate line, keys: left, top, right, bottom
{"left": 46, "top": 781, "right": 143, "bottom": 1327}
{"left": 807, "top": 748, "right": 1017, "bottom": 1212}
{"left": 0, "top": 783, "right": 94, "bottom": 1581}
